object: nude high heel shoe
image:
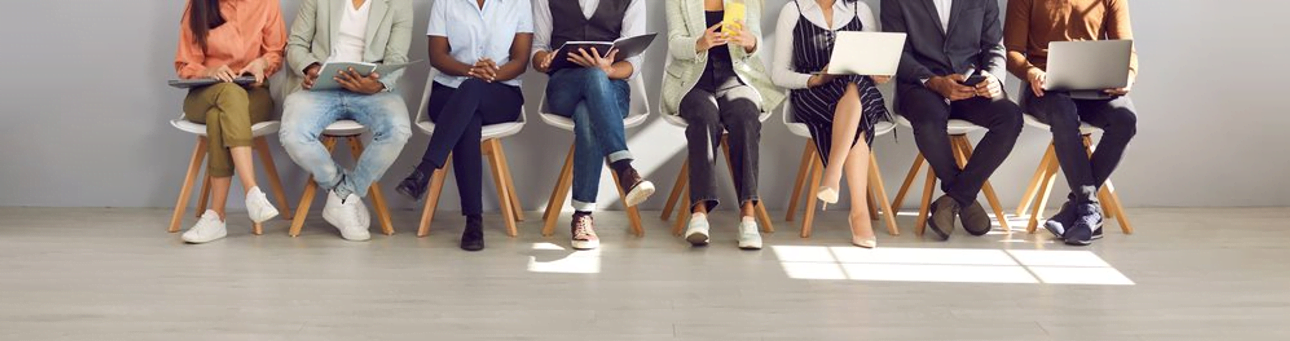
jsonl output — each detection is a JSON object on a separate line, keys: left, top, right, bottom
{"left": 816, "top": 186, "right": 839, "bottom": 210}
{"left": 850, "top": 216, "right": 877, "bottom": 249}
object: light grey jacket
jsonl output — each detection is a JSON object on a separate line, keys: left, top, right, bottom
{"left": 662, "top": 0, "right": 784, "bottom": 117}
{"left": 285, "top": 0, "right": 413, "bottom": 94}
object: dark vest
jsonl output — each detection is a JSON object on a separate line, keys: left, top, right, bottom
{"left": 549, "top": 0, "right": 631, "bottom": 48}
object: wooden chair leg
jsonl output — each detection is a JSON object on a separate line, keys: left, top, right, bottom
{"left": 485, "top": 140, "right": 519, "bottom": 237}
{"left": 1016, "top": 144, "right": 1056, "bottom": 217}
{"left": 800, "top": 153, "right": 824, "bottom": 238}
{"left": 289, "top": 137, "right": 337, "bottom": 237}
{"left": 492, "top": 139, "right": 525, "bottom": 222}
{"left": 1105, "top": 180, "right": 1134, "bottom": 234}
{"left": 672, "top": 192, "right": 690, "bottom": 236}
{"left": 866, "top": 186, "right": 879, "bottom": 221}
{"left": 869, "top": 156, "right": 900, "bottom": 236}
{"left": 1082, "top": 135, "right": 1132, "bottom": 233}
{"left": 1027, "top": 156, "right": 1062, "bottom": 233}
{"left": 609, "top": 170, "right": 646, "bottom": 237}
{"left": 255, "top": 137, "right": 294, "bottom": 220}
{"left": 719, "top": 134, "right": 773, "bottom": 233}
{"left": 1080, "top": 135, "right": 1118, "bottom": 220}
{"left": 416, "top": 157, "right": 451, "bottom": 238}
{"left": 542, "top": 144, "right": 576, "bottom": 237}
{"left": 953, "top": 136, "right": 1012, "bottom": 232}
{"left": 914, "top": 167, "right": 937, "bottom": 236}
{"left": 891, "top": 154, "right": 926, "bottom": 213}
{"left": 170, "top": 137, "right": 208, "bottom": 233}
{"left": 196, "top": 175, "right": 212, "bottom": 218}
{"left": 346, "top": 137, "right": 395, "bottom": 236}
{"left": 661, "top": 159, "right": 689, "bottom": 221}
{"left": 786, "top": 140, "right": 816, "bottom": 222}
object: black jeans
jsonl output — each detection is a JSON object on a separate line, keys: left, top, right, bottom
{"left": 417, "top": 79, "right": 523, "bottom": 215}
{"left": 679, "top": 83, "right": 762, "bottom": 211}
{"left": 1022, "top": 89, "right": 1138, "bottom": 204}
{"left": 898, "top": 85, "right": 1023, "bottom": 205}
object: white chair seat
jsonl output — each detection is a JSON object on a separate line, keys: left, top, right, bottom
{"left": 416, "top": 119, "right": 526, "bottom": 140}
{"left": 171, "top": 117, "right": 280, "bottom": 138}
{"left": 894, "top": 115, "right": 984, "bottom": 135}
{"left": 1023, "top": 114, "right": 1102, "bottom": 135}
{"left": 539, "top": 111, "right": 649, "bottom": 131}
{"left": 323, "top": 120, "right": 367, "bottom": 136}
{"left": 661, "top": 109, "right": 774, "bottom": 128}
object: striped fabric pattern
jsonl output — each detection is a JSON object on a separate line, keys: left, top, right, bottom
{"left": 786, "top": 0, "right": 891, "bottom": 167}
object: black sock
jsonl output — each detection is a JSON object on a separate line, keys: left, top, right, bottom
{"left": 609, "top": 159, "right": 634, "bottom": 173}
{"left": 414, "top": 160, "right": 441, "bottom": 175}
{"left": 573, "top": 211, "right": 593, "bottom": 218}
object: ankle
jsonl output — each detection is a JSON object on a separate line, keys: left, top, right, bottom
{"left": 609, "top": 159, "right": 634, "bottom": 173}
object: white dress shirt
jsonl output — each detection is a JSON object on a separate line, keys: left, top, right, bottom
{"left": 771, "top": 0, "right": 878, "bottom": 89}
{"left": 332, "top": 0, "right": 372, "bottom": 63}
{"left": 933, "top": 0, "right": 952, "bottom": 33}
{"left": 427, "top": 0, "right": 533, "bottom": 87}
{"left": 531, "top": 0, "right": 646, "bottom": 78}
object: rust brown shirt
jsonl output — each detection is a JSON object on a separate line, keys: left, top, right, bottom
{"left": 1004, "top": 0, "right": 1138, "bottom": 80}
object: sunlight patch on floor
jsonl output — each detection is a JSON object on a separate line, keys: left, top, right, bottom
{"left": 773, "top": 246, "right": 1134, "bottom": 285}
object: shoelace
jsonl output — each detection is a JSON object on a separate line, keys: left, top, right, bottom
{"left": 573, "top": 217, "right": 594, "bottom": 239}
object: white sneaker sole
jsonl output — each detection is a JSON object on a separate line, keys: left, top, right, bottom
{"left": 685, "top": 230, "right": 710, "bottom": 246}
{"left": 182, "top": 230, "right": 227, "bottom": 244}
{"left": 738, "top": 237, "right": 762, "bottom": 250}
{"left": 623, "top": 181, "right": 656, "bottom": 207}
{"left": 571, "top": 239, "right": 599, "bottom": 250}
{"left": 248, "top": 205, "right": 279, "bottom": 224}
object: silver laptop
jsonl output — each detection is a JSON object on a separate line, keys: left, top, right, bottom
{"left": 826, "top": 32, "right": 906, "bottom": 76}
{"left": 1044, "top": 40, "right": 1134, "bottom": 99}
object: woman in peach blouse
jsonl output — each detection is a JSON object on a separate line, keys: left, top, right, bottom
{"left": 174, "top": 0, "right": 286, "bottom": 244}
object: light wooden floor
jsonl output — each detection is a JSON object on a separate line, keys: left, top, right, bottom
{"left": 2, "top": 207, "right": 1289, "bottom": 340}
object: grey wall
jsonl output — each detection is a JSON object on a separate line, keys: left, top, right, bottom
{"left": 1, "top": 0, "right": 1287, "bottom": 212}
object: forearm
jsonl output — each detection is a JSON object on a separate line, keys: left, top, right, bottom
{"left": 607, "top": 61, "right": 633, "bottom": 80}
{"left": 1006, "top": 51, "right": 1039, "bottom": 79}
{"left": 430, "top": 54, "right": 473, "bottom": 78}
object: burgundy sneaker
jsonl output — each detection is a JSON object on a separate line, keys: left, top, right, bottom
{"left": 570, "top": 213, "right": 600, "bottom": 250}
{"left": 616, "top": 167, "right": 655, "bottom": 207}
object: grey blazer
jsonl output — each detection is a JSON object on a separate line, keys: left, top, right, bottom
{"left": 284, "top": 0, "right": 414, "bottom": 94}
{"left": 880, "top": 0, "right": 1007, "bottom": 95}
{"left": 661, "top": 0, "right": 784, "bottom": 117}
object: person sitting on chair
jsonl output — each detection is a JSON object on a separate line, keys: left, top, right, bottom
{"left": 663, "top": 0, "right": 784, "bottom": 250}
{"left": 174, "top": 0, "right": 286, "bottom": 244}
{"left": 771, "top": 0, "right": 892, "bottom": 248}
{"left": 881, "top": 0, "right": 1023, "bottom": 241}
{"left": 395, "top": 0, "right": 533, "bottom": 251}
{"left": 1005, "top": 0, "right": 1139, "bottom": 246}
{"left": 530, "top": 0, "right": 655, "bottom": 251}
{"left": 279, "top": 0, "right": 413, "bottom": 241}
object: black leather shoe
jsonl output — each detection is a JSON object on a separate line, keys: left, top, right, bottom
{"left": 960, "top": 200, "right": 992, "bottom": 236}
{"left": 396, "top": 169, "right": 430, "bottom": 200}
{"left": 1043, "top": 201, "right": 1078, "bottom": 239}
{"left": 460, "top": 215, "right": 484, "bottom": 251}
{"left": 926, "top": 195, "right": 959, "bottom": 241}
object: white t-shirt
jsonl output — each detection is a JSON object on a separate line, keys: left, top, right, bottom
{"left": 332, "top": 0, "right": 372, "bottom": 63}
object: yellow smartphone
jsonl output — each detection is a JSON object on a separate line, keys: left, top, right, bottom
{"left": 722, "top": 0, "right": 746, "bottom": 35}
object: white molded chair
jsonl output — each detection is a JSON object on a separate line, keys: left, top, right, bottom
{"left": 888, "top": 114, "right": 1012, "bottom": 235}
{"left": 287, "top": 119, "right": 396, "bottom": 237}
{"left": 413, "top": 70, "right": 527, "bottom": 238}
{"left": 168, "top": 115, "right": 293, "bottom": 235}
{"left": 658, "top": 108, "right": 777, "bottom": 236}
{"left": 1014, "top": 114, "right": 1133, "bottom": 234}
{"left": 781, "top": 105, "right": 901, "bottom": 238}
{"left": 538, "top": 76, "right": 651, "bottom": 237}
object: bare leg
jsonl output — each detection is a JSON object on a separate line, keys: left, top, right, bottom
{"left": 230, "top": 146, "right": 259, "bottom": 194}
{"left": 209, "top": 176, "right": 232, "bottom": 221}
{"left": 844, "top": 137, "right": 875, "bottom": 240}
{"left": 692, "top": 202, "right": 708, "bottom": 214}
{"left": 822, "top": 83, "right": 864, "bottom": 191}
{"left": 740, "top": 202, "right": 755, "bottom": 219}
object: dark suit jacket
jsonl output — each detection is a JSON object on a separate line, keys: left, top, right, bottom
{"left": 881, "top": 0, "right": 1007, "bottom": 94}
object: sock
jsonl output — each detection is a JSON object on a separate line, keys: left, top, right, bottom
{"left": 414, "top": 161, "right": 437, "bottom": 175}
{"left": 609, "top": 159, "right": 634, "bottom": 173}
{"left": 573, "top": 210, "right": 593, "bottom": 218}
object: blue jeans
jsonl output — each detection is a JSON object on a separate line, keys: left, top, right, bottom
{"left": 546, "top": 68, "right": 632, "bottom": 212}
{"left": 280, "top": 90, "right": 412, "bottom": 199}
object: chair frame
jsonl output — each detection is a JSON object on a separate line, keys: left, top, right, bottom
{"left": 169, "top": 116, "right": 293, "bottom": 236}
{"left": 412, "top": 71, "right": 525, "bottom": 238}
{"left": 287, "top": 125, "right": 396, "bottom": 237}
{"left": 1015, "top": 135, "right": 1134, "bottom": 234}
{"left": 889, "top": 117, "right": 1013, "bottom": 236}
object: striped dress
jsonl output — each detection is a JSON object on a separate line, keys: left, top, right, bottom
{"left": 788, "top": 0, "right": 891, "bottom": 167}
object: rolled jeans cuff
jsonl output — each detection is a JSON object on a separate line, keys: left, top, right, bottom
{"left": 608, "top": 151, "right": 633, "bottom": 164}
{"left": 571, "top": 199, "right": 597, "bottom": 212}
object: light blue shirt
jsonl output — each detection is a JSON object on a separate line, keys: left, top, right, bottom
{"left": 426, "top": 0, "right": 534, "bottom": 87}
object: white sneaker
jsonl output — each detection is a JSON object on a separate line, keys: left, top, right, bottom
{"left": 684, "top": 214, "right": 710, "bottom": 246}
{"left": 737, "top": 220, "right": 763, "bottom": 250}
{"left": 182, "top": 210, "right": 228, "bottom": 244}
{"left": 322, "top": 191, "right": 371, "bottom": 241}
{"left": 244, "top": 186, "right": 279, "bottom": 223}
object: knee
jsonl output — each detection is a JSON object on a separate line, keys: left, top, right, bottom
{"left": 457, "top": 78, "right": 488, "bottom": 93}
{"left": 1105, "top": 109, "right": 1138, "bottom": 138}
{"left": 209, "top": 83, "right": 249, "bottom": 104}
{"left": 996, "top": 109, "right": 1025, "bottom": 137}
{"left": 278, "top": 122, "right": 317, "bottom": 148}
